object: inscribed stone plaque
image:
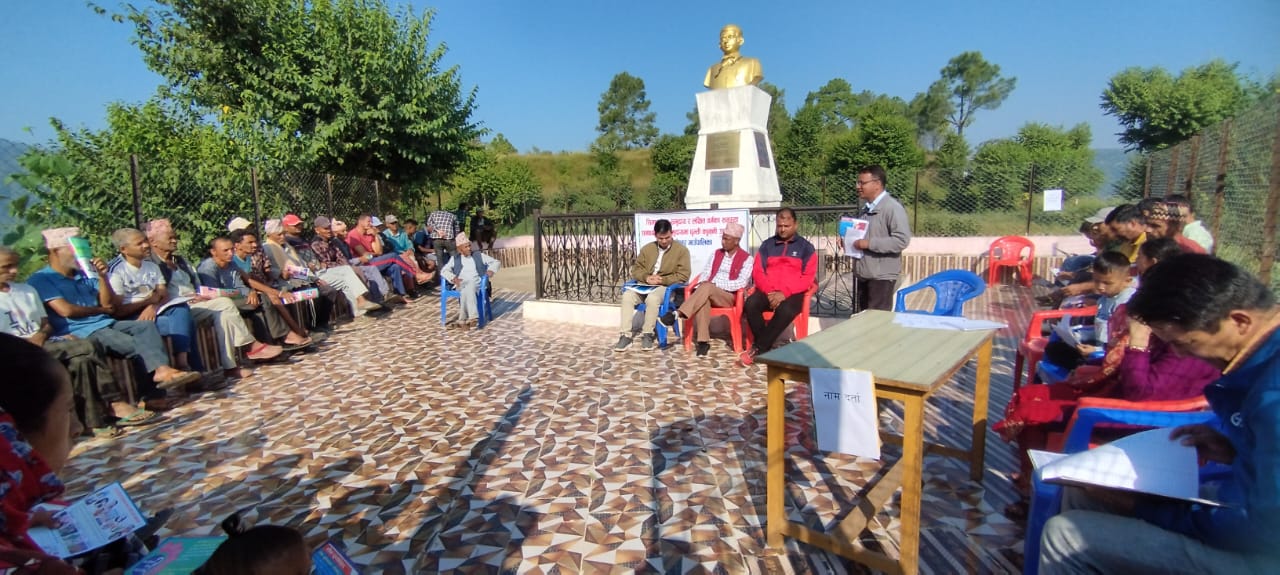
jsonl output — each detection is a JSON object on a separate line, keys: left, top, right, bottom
{"left": 709, "top": 171, "right": 733, "bottom": 195}
{"left": 704, "top": 132, "right": 740, "bottom": 170}
{"left": 753, "top": 131, "right": 771, "bottom": 168}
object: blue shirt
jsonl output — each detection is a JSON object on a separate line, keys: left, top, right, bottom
{"left": 26, "top": 266, "right": 116, "bottom": 338}
{"left": 196, "top": 258, "right": 247, "bottom": 291}
{"left": 383, "top": 229, "right": 412, "bottom": 253}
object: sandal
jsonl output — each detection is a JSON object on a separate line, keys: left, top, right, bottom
{"left": 142, "top": 397, "right": 182, "bottom": 412}
{"left": 115, "top": 409, "right": 161, "bottom": 427}
{"left": 91, "top": 426, "right": 125, "bottom": 438}
{"left": 155, "top": 370, "right": 201, "bottom": 391}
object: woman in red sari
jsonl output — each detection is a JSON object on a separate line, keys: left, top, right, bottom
{"left": 0, "top": 333, "right": 84, "bottom": 574}
{"left": 994, "top": 239, "right": 1219, "bottom": 519}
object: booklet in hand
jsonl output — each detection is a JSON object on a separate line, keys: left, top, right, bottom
{"left": 1030, "top": 428, "right": 1225, "bottom": 506}
{"left": 28, "top": 482, "right": 147, "bottom": 558}
{"left": 125, "top": 537, "right": 226, "bottom": 575}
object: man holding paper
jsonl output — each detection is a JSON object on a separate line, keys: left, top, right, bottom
{"left": 197, "top": 235, "right": 313, "bottom": 350}
{"left": 614, "top": 219, "right": 690, "bottom": 352}
{"left": 1040, "top": 254, "right": 1280, "bottom": 574}
{"left": 849, "top": 165, "right": 911, "bottom": 314}
{"left": 106, "top": 227, "right": 202, "bottom": 375}
{"left": 27, "top": 227, "right": 201, "bottom": 395}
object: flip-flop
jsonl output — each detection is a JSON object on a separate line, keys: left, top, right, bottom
{"left": 91, "top": 426, "right": 125, "bottom": 438}
{"left": 115, "top": 409, "right": 160, "bottom": 427}
{"left": 155, "top": 371, "right": 201, "bottom": 391}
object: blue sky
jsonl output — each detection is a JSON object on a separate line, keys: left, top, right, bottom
{"left": 2, "top": 0, "right": 1278, "bottom": 152}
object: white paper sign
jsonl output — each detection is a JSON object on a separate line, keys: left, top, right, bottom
{"left": 811, "top": 368, "right": 880, "bottom": 459}
{"left": 634, "top": 210, "right": 750, "bottom": 275}
{"left": 1043, "top": 188, "right": 1064, "bottom": 212}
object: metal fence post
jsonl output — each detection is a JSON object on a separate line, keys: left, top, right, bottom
{"left": 533, "top": 209, "right": 544, "bottom": 299}
{"left": 1025, "top": 164, "right": 1036, "bottom": 235}
{"left": 1143, "top": 155, "right": 1152, "bottom": 199}
{"left": 325, "top": 174, "right": 334, "bottom": 217}
{"left": 913, "top": 171, "right": 920, "bottom": 233}
{"left": 1165, "top": 144, "right": 1181, "bottom": 196}
{"left": 1258, "top": 107, "right": 1280, "bottom": 287}
{"left": 1184, "top": 135, "right": 1201, "bottom": 196}
{"left": 128, "top": 154, "right": 143, "bottom": 229}
{"left": 373, "top": 181, "right": 381, "bottom": 216}
{"left": 1210, "top": 120, "right": 1232, "bottom": 254}
{"left": 250, "top": 167, "right": 262, "bottom": 227}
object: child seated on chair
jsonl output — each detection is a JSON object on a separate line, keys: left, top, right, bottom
{"left": 994, "top": 245, "right": 1219, "bottom": 519}
{"left": 1036, "top": 252, "right": 1136, "bottom": 383}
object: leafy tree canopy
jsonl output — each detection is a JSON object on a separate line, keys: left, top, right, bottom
{"left": 595, "top": 72, "right": 658, "bottom": 150}
{"left": 938, "top": 51, "right": 1016, "bottom": 136}
{"left": 1101, "top": 59, "right": 1259, "bottom": 151}
{"left": 112, "top": 0, "right": 480, "bottom": 187}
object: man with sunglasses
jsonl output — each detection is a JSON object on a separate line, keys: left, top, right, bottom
{"left": 850, "top": 165, "right": 912, "bottom": 314}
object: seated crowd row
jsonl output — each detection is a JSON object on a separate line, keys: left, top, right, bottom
{"left": 0, "top": 207, "right": 499, "bottom": 437}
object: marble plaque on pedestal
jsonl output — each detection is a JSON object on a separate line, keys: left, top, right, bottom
{"left": 685, "top": 85, "right": 781, "bottom": 210}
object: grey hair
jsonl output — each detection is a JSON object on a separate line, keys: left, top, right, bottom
{"left": 111, "top": 228, "right": 144, "bottom": 251}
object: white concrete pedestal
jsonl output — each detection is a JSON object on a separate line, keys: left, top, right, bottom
{"left": 685, "top": 85, "right": 782, "bottom": 210}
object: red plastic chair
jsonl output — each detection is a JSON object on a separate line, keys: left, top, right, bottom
{"left": 988, "top": 235, "right": 1036, "bottom": 287}
{"left": 682, "top": 275, "right": 746, "bottom": 354}
{"left": 1013, "top": 306, "right": 1098, "bottom": 390}
{"left": 745, "top": 283, "right": 817, "bottom": 348}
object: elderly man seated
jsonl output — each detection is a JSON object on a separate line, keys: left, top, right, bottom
{"left": 27, "top": 227, "right": 200, "bottom": 401}
{"left": 317, "top": 218, "right": 403, "bottom": 306}
{"left": 660, "top": 222, "right": 753, "bottom": 357}
{"left": 440, "top": 233, "right": 501, "bottom": 329}
{"left": 261, "top": 218, "right": 349, "bottom": 325}
{"left": 279, "top": 216, "right": 383, "bottom": 317}
{"left": 145, "top": 219, "right": 282, "bottom": 379}
{"left": 197, "top": 234, "right": 313, "bottom": 349}
{"left": 105, "top": 227, "right": 204, "bottom": 376}
{"left": 347, "top": 214, "right": 429, "bottom": 288}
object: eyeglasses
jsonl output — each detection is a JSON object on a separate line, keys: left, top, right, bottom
{"left": 855, "top": 179, "right": 880, "bottom": 187}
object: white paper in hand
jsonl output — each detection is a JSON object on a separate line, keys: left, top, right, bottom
{"left": 1036, "top": 428, "right": 1214, "bottom": 504}
{"left": 1053, "top": 315, "right": 1081, "bottom": 348}
{"left": 841, "top": 219, "right": 869, "bottom": 259}
{"left": 811, "top": 368, "right": 880, "bottom": 459}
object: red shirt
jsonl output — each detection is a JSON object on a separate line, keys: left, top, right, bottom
{"left": 345, "top": 231, "right": 379, "bottom": 257}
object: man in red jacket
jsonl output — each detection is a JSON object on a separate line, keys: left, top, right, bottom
{"left": 741, "top": 208, "right": 817, "bottom": 365}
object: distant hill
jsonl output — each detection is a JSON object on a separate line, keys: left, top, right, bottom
{"left": 1092, "top": 148, "right": 1132, "bottom": 198}
{"left": 0, "top": 138, "right": 32, "bottom": 234}
{"left": 515, "top": 148, "right": 654, "bottom": 199}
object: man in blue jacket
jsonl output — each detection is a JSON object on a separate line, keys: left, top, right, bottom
{"left": 1040, "top": 254, "right": 1280, "bottom": 574}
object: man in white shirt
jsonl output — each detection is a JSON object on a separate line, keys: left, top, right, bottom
{"left": 107, "top": 227, "right": 200, "bottom": 372}
{"left": 1167, "top": 194, "right": 1214, "bottom": 253}
{"left": 660, "top": 222, "right": 753, "bottom": 357}
{"left": 440, "top": 233, "right": 501, "bottom": 329}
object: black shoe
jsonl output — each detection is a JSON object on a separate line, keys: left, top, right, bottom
{"left": 641, "top": 334, "right": 656, "bottom": 350}
{"left": 659, "top": 311, "right": 677, "bottom": 329}
{"left": 695, "top": 342, "right": 710, "bottom": 357}
{"left": 613, "top": 335, "right": 633, "bottom": 352}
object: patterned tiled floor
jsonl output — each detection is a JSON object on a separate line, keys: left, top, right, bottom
{"left": 62, "top": 284, "right": 1038, "bottom": 574}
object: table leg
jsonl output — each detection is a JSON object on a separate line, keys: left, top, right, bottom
{"left": 766, "top": 365, "right": 787, "bottom": 550}
{"left": 970, "top": 337, "right": 993, "bottom": 482}
{"left": 898, "top": 393, "right": 925, "bottom": 575}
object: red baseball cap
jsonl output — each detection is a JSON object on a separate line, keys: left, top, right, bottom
{"left": 282, "top": 214, "right": 303, "bottom": 227}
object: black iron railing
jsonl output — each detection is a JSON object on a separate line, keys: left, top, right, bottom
{"left": 534, "top": 206, "right": 864, "bottom": 316}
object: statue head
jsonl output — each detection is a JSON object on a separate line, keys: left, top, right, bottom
{"left": 719, "top": 24, "right": 744, "bottom": 56}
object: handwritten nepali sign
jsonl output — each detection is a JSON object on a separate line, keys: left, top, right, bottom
{"left": 811, "top": 367, "right": 880, "bottom": 459}
{"left": 633, "top": 210, "right": 750, "bottom": 276}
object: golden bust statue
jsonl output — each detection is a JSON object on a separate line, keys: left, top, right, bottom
{"left": 704, "top": 24, "right": 764, "bottom": 90}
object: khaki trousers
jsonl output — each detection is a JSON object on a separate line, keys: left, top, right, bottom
{"left": 677, "top": 283, "right": 736, "bottom": 343}
{"left": 619, "top": 286, "right": 670, "bottom": 336}
{"left": 191, "top": 296, "right": 254, "bottom": 370}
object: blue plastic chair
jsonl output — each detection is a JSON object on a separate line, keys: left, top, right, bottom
{"left": 1023, "top": 407, "right": 1218, "bottom": 575}
{"left": 440, "top": 273, "right": 492, "bottom": 327}
{"left": 621, "top": 280, "right": 684, "bottom": 348}
{"left": 893, "top": 270, "right": 986, "bottom": 317}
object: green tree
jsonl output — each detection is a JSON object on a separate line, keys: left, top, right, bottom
{"left": 827, "top": 113, "right": 925, "bottom": 177}
{"left": 647, "top": 134, "right": 697, "bottom": 210}
{"left": 966, "top": 122, "right": 1102, "bottom": 211}
{"left": 588, "top": 143, "right": 632, "bottom": 210}
{"left": 683, "top": 104, "right": 700, "bottom": 136}
{"left": 116, "top": 0, "right": 480, "bottom": 192}
{"left": 775, "top": 105, "right": 825, "bottom": 183}
{"left": 487, "top": 133, "right": 517, "bottom": 155}
{"left": 595, "top": 72, "right": 659, "bottom": 150}
{"left": 909, "top": 80, "right": 954, "bottom": 150}
{"left": 1101, "top": 59, "right": 1258, "bottom": 151}
{"left": 938, "top": 51, "right": 1017, "bottom": 136}
{"left": 447, "top": 144, "right": 542, "bottom": 224}
{"left": 933, "top": 132, "right": 970, "bottom": 209}
{"left": 802, "top": 78, "right": 858, "bottom": 135}
{"left": 759, "top": 81, "right": 792, "bottom": 138}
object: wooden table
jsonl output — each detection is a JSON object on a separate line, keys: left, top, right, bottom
{"left": 755, "top": 310, "right": 994, "bottom": 575}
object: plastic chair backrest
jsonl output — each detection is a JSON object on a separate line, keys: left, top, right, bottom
{"left": 990, "top": 235, "right": 1035, "bottom": 263}
{"left": 893, "top": 269, "right": 985, "bottom": 317}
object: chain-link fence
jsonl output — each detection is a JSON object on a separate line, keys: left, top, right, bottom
{"left": 1140, "top": 94, "right": 1278, "bottom": 290}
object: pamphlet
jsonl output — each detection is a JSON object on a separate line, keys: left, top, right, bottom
{"left": 282, "top": 287, "right": 320, "bottom": 304}
{"left": 312, "top": 539, "right": 361, "bottom": 575}
{"left": 198, "top": 286, "right": 245, "bottom": 299}
{"left": 28, "top": 482, "right": 147, "bottom": 558}
{"left": 841, "top": 218, "right": 869, "bottom": 259}
{"left": 622, "top": 283, "right": 660, "bottom": 295}
{"left": 286, "top": 264, "right": 314, "bottom": 280}
{"left": 1030, "top": 428, "right": 1225, "bottom": 506}
{"left": 125, "top": 537, "right": 226, "bottom": 575}
{"left": 67, "top": 237, "right": 98, "bottom": 279}
{"left": 156, "top": 296, "right": 193, "bottom": 315}
{"left": 1053, "top": 315, "right": 1082, "bottom": 347}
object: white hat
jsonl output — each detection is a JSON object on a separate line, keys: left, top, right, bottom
{"left": 227, "top": 216, "right": 252, "bottom": 232}
{"left": 384, "top": 214, "right": 398, "bottom": 224}
{"left": 370, "top": 216, "right": 384, "bottom": 227}
{"left": 455, "top": 232, "right": 471, "bottom": 246}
